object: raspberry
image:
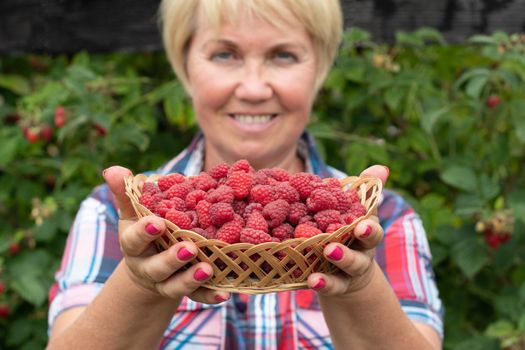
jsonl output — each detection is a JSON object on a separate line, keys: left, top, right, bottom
{"left": 170, "top": 197, "right": 187, "bottom": 211}
{"left": 261, "top": 168, "right": 290, "bottom": 182}
{"left": 243, "top": 202, "right": 264, "bottom": 219}
{"left": 314, "top": 210, "right": 342, "bottom": 232}
{"left": 232, "top": 200, "right": 248, "bottom": 217}
{"left": 209, "top": 163, "right": 230, "bottom": 180}
{"left": 294, "top": 224, "right": 322, "bottom": 238}
{"left": 324, "top": 178, "right": 341, "bottom": 189}
{"left": 240, "top": 228, "right": 274, "bottom": 244}
{"left": 210, "top": 202, "right": 235, "bottom": 226}
{"left": 154, "top": 199, "right": 174, "bottom": 217}
{"left": 192, "top": 172, "right": 218, "bottom": 191}
{"left": 206, "top": 185, "right": 235, "bottom": 204}
{"left": 142, "top": 182, "right": 160, "bottom": 195}
{"left": 289, "top": 173, "right": 318, "bottom": 199}
{"left": 185, "top": 189, "right": 207, "bottom": 210}
{"left": 196, "top": 200, "right": 212, "bottom": 228}
{"left": 227, "top": 170, "right": 253, "bottom": 199}
{"left": 158, "top": 173, "right": 185, "bottom": 191}
{"left": 165, "top": 181, "right": 193, "bottom": 200}
{"left": 139, "top": 192, "right": 156, "bottom": 211}
{"left": 326, "top": 223, "right": 345, "bottom": 233}
{"left": 341, "top": 213, "right": 357, "bottom": 225}
{"left": 250, "top": 185, "right": 275, "bottom": 206}
{"left": 298, "top": 216, "right": 318, "bottom": 228}
{"left": 306, "top": 189, "right": 337, "bottom": 212}
{"left": 186, "top": 210, "right": 199, "bottom": 227}
{"left": 274, "top": 182, "right": 299, "bottom": 204}
{"left": 253, "top": 172, "right": 269, "bottom": 185}
{"left": 263, "top": 199, "right": 290, "bottom": 228}
{"left": 330, "top": 188, "right": 352, "bottom": 212}
{"left": 348, "top": 202, "right": 366, "bottom": 218}
{"left": 205, "top": 225, "right": 218, "bottom": 239}
{"left": 191, "top": 227, "right": 208, "bottom": 238}
{"left": 272, "top": 223, "right": 294, "bottom": 241}
{"left": 165, "top": 209, "right": 192, "bottom": 229}
{"left": 287, "top": 202, "right": 308, "bottom": 225}
{"left": 232, "top": 213, "right": 245, "bottom": 226}
{"left": 230, "top": 159, "right": 253, "bottom": 174}
{"left": 217, "top": 221, "right": 243, "bottom": 243}
{"left": 246, "top": 211, "right": 269, "bottom": 233}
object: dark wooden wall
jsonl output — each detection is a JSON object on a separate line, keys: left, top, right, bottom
{"left": 1, "top": 0, "right": 524, "bottom": 54}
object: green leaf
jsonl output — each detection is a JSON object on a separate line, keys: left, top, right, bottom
{"left": 10, "top": 273, "right": 48, "bottom": 306}
{"left": 469, "top": 34, "right": 498, "bottom": 45}
{"left": 455, "top": 335, "right": 499, "bottom": 350}
{"left": 441, "top": 165, "right": 478, "bottom": 192}
{"left": 421, "top": 107, "right": 448, "bottom": 133}
{"left": 510, "top": 99, "right": 525, "bottom": 143}
{"left": 6, "top": 318, "right": 33, "bottom": 346}
{"left": 452, "top": 236, "right": 488, "bottom": 278}
{"left": 478, "top": 174, "right": 500, "bottom": 201}
{"left": 518, "top": 313, "right": 525, "bottom": 331}
{"left": 466, "top": 75, "right": 489, "bottom": 99}
{"left": 485, "top": 320, "right": 515, "bottom": 338}
{"left": 34, "top": 218, "right": 58, "bottom": 242}
{"left": 0, "top": 74, "right": 31, "bottom": 95}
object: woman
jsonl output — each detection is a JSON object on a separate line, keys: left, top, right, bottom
{"left": 46, "top": 0, "right": 443, "bottom": 349}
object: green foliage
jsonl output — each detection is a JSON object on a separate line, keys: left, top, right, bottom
{"left": 1, "top": 30, "right": 524, "bottom": 349}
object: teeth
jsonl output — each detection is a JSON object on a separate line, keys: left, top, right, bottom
{"left": 233, "top": 115, "right": 272, "bottom": 124}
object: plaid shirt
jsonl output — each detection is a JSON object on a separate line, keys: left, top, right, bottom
{"left": 48, "top": 132, "right": 444, "bottom": 349}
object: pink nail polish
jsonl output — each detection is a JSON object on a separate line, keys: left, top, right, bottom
{"left": 312, "top": 278, "right": 326, "bottom": 290}
{"left": 327, "top": 246, "right": 343, "bottom": 261}
{"left": 145, "top": 223, "right": 159, "bottom": 235}
{"left": 194, "top": 268, "right": 210, "bottom": 281}
{"left": 361, "top": 225, "right": 372, "bottom": 238}
{"left": 215, "top": 294, "right": 227, "bottom": 302}
{"left": 177, "top": 247, "right": 194, "bottom": 261}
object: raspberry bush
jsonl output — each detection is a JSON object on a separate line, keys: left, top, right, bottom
{"left": 1, "top": 30, "right": 524, "bottom": 349}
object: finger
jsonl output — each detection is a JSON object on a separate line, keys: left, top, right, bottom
{"left": 189, "top": 288, "right": 231, "bottom": 304}
{"left": 138, "top": 242, "right": 198, "bottom": 282}
{"left": 103, "top": 165, "right": 136, "bottom": 220}
{"left": 352, "top": 219, "right": 384, "bottom": 249}
{"left": 120, "top": 216, "right": 166, "bottom": 256}
{"left": 307, "top": 272, "right": 349, "bottom": 296}
{"left": 155, "top": 262, "right": 214, "bottom": 299}
{"left": 324, "top": 243, "right": 373, "bottom": 277}
{"left": 359, "top": 164, "right": 389, "bottom": 187}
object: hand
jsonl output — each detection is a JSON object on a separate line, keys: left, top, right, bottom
{"left": 306, "top": 165, "right": 389, "bottom": 297}
{"left": 103, "top": 166, "right": 230, "bottom": 304}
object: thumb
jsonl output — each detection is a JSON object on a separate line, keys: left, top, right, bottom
{"left": 103, "top": 166, "right": 136, "bottom": 220}
{"left": 360, "top": 165, "right": 389, "bottom": 187}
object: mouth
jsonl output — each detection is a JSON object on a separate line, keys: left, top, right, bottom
{"left": 228, "top": 114, "right": 277, "bottom": 125}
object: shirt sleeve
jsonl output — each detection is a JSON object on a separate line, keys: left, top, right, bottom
{"left": 376, "top": 190, "right": 444, "bottom": 339}
{"left": 48, "top": 184, "right": 122, "bottom": 333}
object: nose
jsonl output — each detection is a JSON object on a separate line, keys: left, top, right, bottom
{"left": 234, "top": 63, "right": 273, "bottom": 102}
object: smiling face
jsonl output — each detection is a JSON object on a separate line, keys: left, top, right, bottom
{"left": 185, "top": 6, "right": 318, "bottom": 172}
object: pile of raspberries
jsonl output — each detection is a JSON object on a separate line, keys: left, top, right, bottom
{"left": 139, "top": 159, "right": 366, "bottom": 245}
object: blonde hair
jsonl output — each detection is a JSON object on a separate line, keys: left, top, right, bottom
{"left": 159, "top": 0, "right": 343, "bottom": 92}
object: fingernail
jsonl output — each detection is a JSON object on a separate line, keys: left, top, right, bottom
{"left": 383, "top": 166, "right": 390, "bottom": 176}
{"left": 361, "top": 225, "right": 372, "bottom": 238}
{"left": 145, "top": 223, "right": 160, "bottom": 235}
{"left": 312, "top": 278, "right": 326, "bottom": 290}
{"left": 327, "top": 246, "right": 343, "bottom": 261}
{"left": 215, "top": 294, "right": 227, "bottom": 302}
{"left": 177, "top": 247, "right": 194, "bottom": 261}
{"left": 194, "top": 268, "right": 210, "bottom": 281}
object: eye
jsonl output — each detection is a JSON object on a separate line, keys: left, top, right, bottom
{"left": 273, "top": 51, "right": 298, "bottom": 64}
{"left": 210, "top": 50, "right": 235, "bottom": 62}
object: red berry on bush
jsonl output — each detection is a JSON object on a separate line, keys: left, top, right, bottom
{"left": 8, "top": 242, "right": 20, "bottom": 255}
{"left": 94, "top": 123, "right": 107, "bottom": 136}
{"left": 0, "top": 304, "right": 9, "bottom": 319}
{"left": 40, "top": 124, "right": 53, "bottom": 141}
{"left": 54, "top": 106, "right": 67, "bottom": 128}
{"left": 24, "top": 127, "right": 40, "bottom": 143}
{"left": 486, "top": 95, "right": 501, "bottom": 109}
{"left": 0, "top": 281, "right": 5, "bottom": 294}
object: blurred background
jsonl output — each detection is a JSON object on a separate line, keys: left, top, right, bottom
{"left": 0, "top": 0, "right": 524, "bottom": 349}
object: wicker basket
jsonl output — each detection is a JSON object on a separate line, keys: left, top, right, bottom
{"left": 125, "top": 174, "right": 382, "bottom": 294}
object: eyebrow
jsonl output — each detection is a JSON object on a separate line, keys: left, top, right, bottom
{"left": 202, "top": 38, "right": 308, "bottom": 53}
